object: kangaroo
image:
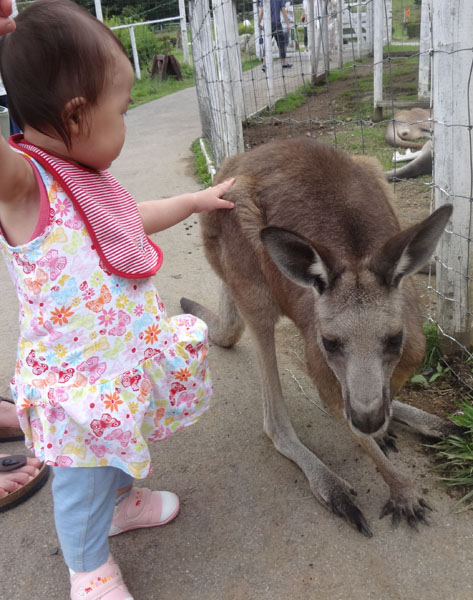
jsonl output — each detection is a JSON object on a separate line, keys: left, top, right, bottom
{"left": 385, "top": 107, "right": 431, "bottom": 150}
{"left": 181, "top": 138, "right": 458, "bottom": 536}
{"left": 386, "top": 140, "right": 432, "bottom": 181}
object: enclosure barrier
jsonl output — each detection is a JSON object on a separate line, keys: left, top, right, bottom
{"left": 186, "top": 0, "right": 473, "bottom": 372}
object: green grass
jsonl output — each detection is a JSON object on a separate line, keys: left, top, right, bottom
{"left": 241, "top": 56, "right": 263, "bottom": 72}
{"left": 430, "top": 400, "right": 473, "bottom": 510}
{"left": 190, "top": 139, "right": 213, "bottom": 188}
{"left": 130, "top": 51, "right": 195, "bottom": 108}
{"left": 260, "top": 83, "right": 319, "bottom": 116}
{"left": 328, "top": 54, "right": 421, "bottom": 120}
{"left": 329, "top": 126, "right": 393, "bottom": 169}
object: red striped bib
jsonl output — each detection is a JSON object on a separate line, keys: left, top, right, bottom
{"left": 10, "top": 135, "right": 162, "bottom": 279}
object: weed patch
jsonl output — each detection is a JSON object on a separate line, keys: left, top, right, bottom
{"left": 191, "top": 139, "right": 213, "bottom": 188}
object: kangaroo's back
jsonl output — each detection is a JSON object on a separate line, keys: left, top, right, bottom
{"left": 204, "top": 138, "right": 400, "bottom": 263}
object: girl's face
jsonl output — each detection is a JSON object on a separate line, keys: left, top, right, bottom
{"left": 71, "top": 51, "right": 134, "bottom": 170}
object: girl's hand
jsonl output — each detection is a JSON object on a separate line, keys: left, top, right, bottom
{"left": 193, "top": 178, "right": 236, "bottom": 213}
{"left": 0, "top": 0, "right": 15, "bottom": 34}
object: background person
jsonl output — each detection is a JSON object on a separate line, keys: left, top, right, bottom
{"left": 258, "top": 0, "right": 293, "bottom": 71}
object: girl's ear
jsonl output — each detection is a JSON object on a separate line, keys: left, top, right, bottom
{"left": 62, "top": 97, "right": 88, "bottom": 135}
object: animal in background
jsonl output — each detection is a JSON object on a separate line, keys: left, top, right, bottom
{"left": 181, "top": 137, "right": 460, "bottom": 536}
{"left": 386, "top": 140, "right": 432, "bottom": 182}
{"left": 385, "top": 107, "right": 431, "bottom": 150}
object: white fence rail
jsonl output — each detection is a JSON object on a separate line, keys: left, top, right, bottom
{"left": 110, "top": 16, "right": 188, "bottom": 80}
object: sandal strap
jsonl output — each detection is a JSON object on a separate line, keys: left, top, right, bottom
{"left": 0, "top": 455, "right": 27, "bottom": 472}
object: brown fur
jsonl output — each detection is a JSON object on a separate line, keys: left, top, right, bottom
{"left": 182, "top": 138, "right": 456, "bottom": 535}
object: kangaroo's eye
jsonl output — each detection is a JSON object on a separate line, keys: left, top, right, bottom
{"left": 322, "top": 337, "right": 341, "bottom": 354}
{"left": 385, "top": 331, "right": 403, "bottom": 353}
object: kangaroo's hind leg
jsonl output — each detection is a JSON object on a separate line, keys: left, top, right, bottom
{"left": 181, "top": 282, "right": 245, "bottom": 348}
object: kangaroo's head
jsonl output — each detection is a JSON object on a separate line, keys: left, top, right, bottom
{"left": 260, "top": 204, "right": 452, "bottom": 438}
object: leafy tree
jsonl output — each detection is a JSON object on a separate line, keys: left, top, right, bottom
{"left": 72, "top": 0, "right": 180, "bottom": 21}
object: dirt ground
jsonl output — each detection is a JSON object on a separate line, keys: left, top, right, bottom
{"left": 4, "top": 86, "right": 473, "bottom": 600}
{"left": 242, "top": 69, "right": 473, "bottom": 421}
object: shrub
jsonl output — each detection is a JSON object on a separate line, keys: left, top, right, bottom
{"left": 238, "top": 23, "right": 253, "bottom": 35}
{"left": 406, "top": 21, "right": 421, "bottom": 39}
{"left": 107, "top": 16, "right": 177, "bottom": 65}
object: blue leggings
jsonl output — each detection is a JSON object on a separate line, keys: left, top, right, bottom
{"left": 52, "top": 466, "right": 133, "bottom": 572}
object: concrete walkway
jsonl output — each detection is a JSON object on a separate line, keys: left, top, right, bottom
{"left": 1, "top": 86, "right": 473, "bottom": 600}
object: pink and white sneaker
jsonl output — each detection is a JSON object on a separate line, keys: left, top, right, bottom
{"left": 70, "top": 554, "right": 133, "bottom": 599}
{"left": 109, "top": 487, "right": 180, "bottom": 537}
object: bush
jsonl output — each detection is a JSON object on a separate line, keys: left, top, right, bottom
{"left": 238, "top": 23, "right": 253, "bottom": 35}
{"left": 406, "top": 21, "right": 421, "bottom": 39}
{"left": 107, "top": 16, "right": 177, "bottom": 65}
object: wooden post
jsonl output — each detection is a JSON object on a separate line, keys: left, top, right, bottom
{"left": 189, "top": 0, "right": 226, "bottom": 167}
{"left": 230, "top": 0, "right": 246, "bottom": 125}
{"left": 432, "top": 0, "right": 473, "bottom": 349}
{"left": 418, "top": 0, "right": 431, "bottom": 101}
{"left": 365, "top": 0, "right": 373, "bottom": 55}
{"left": 178, "top": 0, "right": 190, "bottom": 65}
{"left": 336, "top": 0, "right": 343, "bottom": 69}
{"left": 307, "top": 0, "right": 316, "bottom": 78}
{"left": 129, "top": 26, "right": 141, "bottom": 80}
{"left": 356, "top": 0, "right": 362, "bottom": 61}
{"left": 321, "top": 0, "right": 330, "bottom": 73}
{"left": 188, "top": 0, "right": 211, "bottom": 139}
{"left": 254, "top": 0, "right": 262, "bottom": 60}
{"left": 94, "top": 0, "right": 103, "bottom": 22}
{"left": 262, "top": 0, "right": 275, "bottom": 108}
{"left": 372, "top": 0, "right": 383, "bottom": 120}
{"left": 383, "top": 0, "right": 392, "bottom": 44}
{"left": 212, "top": 0, "right": 245, "bottom": 158}
{"left": 0, "top": 106, "right": 9, "bottom": 140}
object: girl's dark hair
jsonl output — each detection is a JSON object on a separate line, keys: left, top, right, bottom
{"left": 0, "top": 0, "right": 128, "bottom": 147}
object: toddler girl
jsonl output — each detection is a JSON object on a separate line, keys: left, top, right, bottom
{"left": 0, "top": 1, "right": 234, "bottom": 598}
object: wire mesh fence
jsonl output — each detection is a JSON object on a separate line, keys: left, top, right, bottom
{"left": 187, "top": 0, "right": 473, "bottom": 384}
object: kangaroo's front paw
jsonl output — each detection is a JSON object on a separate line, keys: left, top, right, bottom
{"left": 379, "top": 488, "right": 432, "bottom": 530}
{"left": 319, "top": 475, "right": 372, "bottom": 537}
{"left": 375, "top": 430, "right": 399, "bottom": 456}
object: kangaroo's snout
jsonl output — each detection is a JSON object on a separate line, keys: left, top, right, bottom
{"left": 350, "top": 406, "right": 387, "bottom": 436}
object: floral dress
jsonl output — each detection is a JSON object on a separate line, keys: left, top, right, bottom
{"left": 0, "top": 142, "right": 212, "bottom": 479}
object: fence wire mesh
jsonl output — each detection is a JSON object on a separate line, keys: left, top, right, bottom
{"left": 187, "top": 0, "right": 473, "bottom": 392}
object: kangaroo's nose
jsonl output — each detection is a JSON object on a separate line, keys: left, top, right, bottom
{"left": 351, "top": 407, "right": 386, "bottom": 435}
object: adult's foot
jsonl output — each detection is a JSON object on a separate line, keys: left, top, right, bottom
{"left": 0, "top": 397, "right": 24, "bottom": 441}
{"left": 0, "top": 455, "right": 50, "bottom": 511}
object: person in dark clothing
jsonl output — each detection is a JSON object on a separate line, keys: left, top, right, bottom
{"left": 258, "top": 0, "right": 292, "bottom": 72}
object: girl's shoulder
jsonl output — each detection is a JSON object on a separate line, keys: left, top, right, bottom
{"left": 0, "top": 139, "right": 43, "bottom": 247}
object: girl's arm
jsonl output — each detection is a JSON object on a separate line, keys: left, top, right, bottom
{"left": 0, "top": 3, "right": 41, "bottom": 247}
{"left": 138, "top": 178, "right": 235, "bottom": 235}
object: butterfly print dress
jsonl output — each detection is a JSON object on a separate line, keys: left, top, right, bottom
{"left": 0, "top": 142, "right": 212, "bottom": 478}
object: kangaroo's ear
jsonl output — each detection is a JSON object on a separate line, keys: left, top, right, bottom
{"left": 369, "top": 204, "right": 453, "bottom": 287}
{"left": 260, "top": 227, "right": 340, "bottom": 294}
